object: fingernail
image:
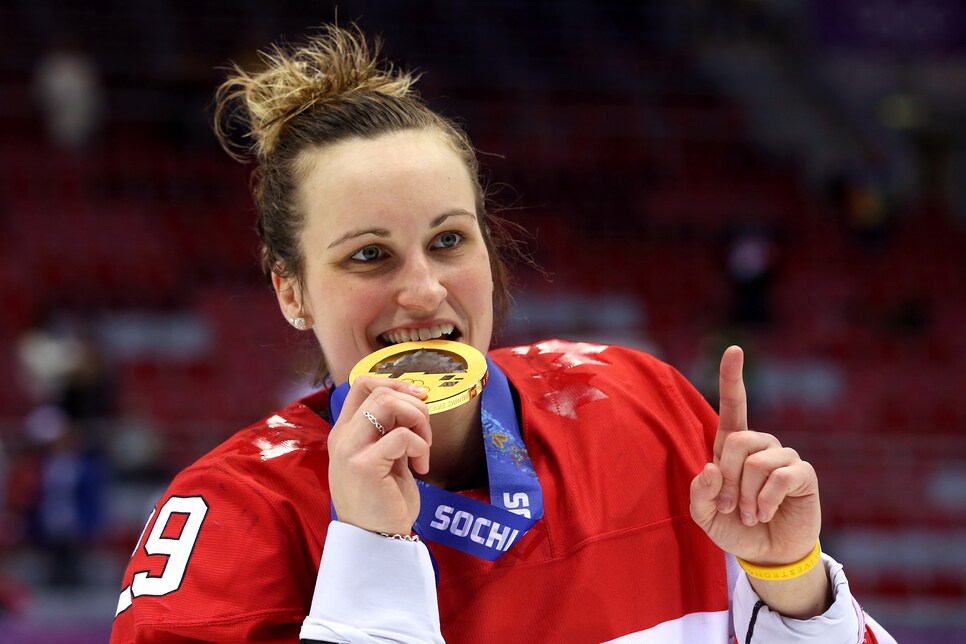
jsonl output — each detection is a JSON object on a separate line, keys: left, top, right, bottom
{"left": 716, "top": 496, "right": 732, "bottom": 512}
{"left": 741, "top": 512, "right": 756, "bottom": 526}
{"left": 758, "top": 509, "right": 769, "bottom": 522}
{"left": 410, "top": 385, "right": 429, "bottom": 396}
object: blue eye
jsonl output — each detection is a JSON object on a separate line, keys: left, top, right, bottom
{"left": 351, "top": 246, "right": 386, "bottom": 262}
{"left": 433, "top": 232, "right": 463, "bottom": 249}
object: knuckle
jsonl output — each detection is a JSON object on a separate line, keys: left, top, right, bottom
{"left": 771, "top": 468, "right": 794, "bottom": 489}
{"left": 721, "top": 432, "right": 748, "bottom": 458}
{"left": 723, "top": 431, "right": 745, "bottom": 448}
{"left": 355, "top": 375, "right": 381, "bottom": 391}
{"left": 755, "top": 431, "right": 780, "bottom": 448}
{"left": 797, "top": 460, "right": 817, "bottom": 484}
{"left": 727, "top": 431, "right": 757, "bottom": 451}
{"left": 373, "top": 390, "right": 397, "bottom": 408}
{"left": 743, "top": 453, "right": 769, "bottom": 475}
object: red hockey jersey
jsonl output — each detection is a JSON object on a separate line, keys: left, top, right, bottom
{"left": 109, "top": 340, "right": 881, "bottom": 643}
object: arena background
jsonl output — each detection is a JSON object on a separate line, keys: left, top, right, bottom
{"left": 1, "top": 1, "right": 965, "bottom": 642}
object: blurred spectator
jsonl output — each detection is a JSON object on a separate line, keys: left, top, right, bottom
{"left": 59, "top": 340, "right": 118, "bottom": 439}
{"left": 32, "top": 39, "right": 106, "bottom": 150}
{"left": 17, "top": 321, "right": 118, "bottom": 441}
{"left": 16, "top": 321, "right": 83, "bottom": 406}
{"left": 826, "top": 155, "right": 896, "bottom": 247}
{"left": 6, "top": 406, "right": 108, "bottom": 588}
{"left": 726, "top": 225, "right": 778, "bottom": 326}
{"left": 109, "top": 399, "right": 168, "bottom": 484}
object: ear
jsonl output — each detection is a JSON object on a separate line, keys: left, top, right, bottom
{"left": 272, "top": 272, "right": 311, "bottom": 329}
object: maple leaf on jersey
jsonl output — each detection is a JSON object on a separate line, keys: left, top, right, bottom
{"left": 510, "top": 340, "right": 609, "bottom": 369}
{"left": 509, "top": 342, "right": 612, "bottom": 420}
{"left": 533, "top": 370, "right": 608, "bottom": 420}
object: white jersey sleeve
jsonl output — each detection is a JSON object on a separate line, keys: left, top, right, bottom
{"left": 731, "top": 553, "right": 898, "bottom": 644}
{"left": 300, "top": 521, "right": 443, "bottom": 644}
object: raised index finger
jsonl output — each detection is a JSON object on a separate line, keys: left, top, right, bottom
{"left": 714, "top": 345, "right": 748, "bottom": 462}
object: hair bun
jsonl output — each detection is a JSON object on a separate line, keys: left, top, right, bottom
{"left": 215, "top": 23, "right": 419, "bottom": 161}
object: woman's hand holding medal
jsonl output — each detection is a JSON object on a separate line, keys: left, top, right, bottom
{"left": 689, "top": 345, "right": 830, "bottom": 618}
{"left": 327, "top": 376, "right": 432, "bottom": 536}
{"left": 327, "top": 340, "right": 488, "bottom": 537}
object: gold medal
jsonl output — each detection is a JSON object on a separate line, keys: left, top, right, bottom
{"left": 348, "top": 340, "right": 488, "bottom": 414}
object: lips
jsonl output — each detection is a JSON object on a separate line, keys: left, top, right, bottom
{"left": 379, "top": 322, "right": 459, "bottom": 346}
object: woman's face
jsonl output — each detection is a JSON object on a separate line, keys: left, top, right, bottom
{"left": 281, "top": 129, "right": 494, "bottom": 385}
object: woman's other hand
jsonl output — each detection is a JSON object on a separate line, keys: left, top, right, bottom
{"left": 689, "top": 346, "right": 830, "bottom": 618}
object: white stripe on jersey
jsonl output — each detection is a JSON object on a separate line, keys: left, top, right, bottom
{"left": 601, "top": 610, "right": 731, "bottom": 643}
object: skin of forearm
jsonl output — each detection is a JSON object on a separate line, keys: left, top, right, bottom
{"left": 748, "top": 562, "right": 832, "bottom": 619}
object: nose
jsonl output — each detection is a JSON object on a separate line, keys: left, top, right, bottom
{"left": 396, "top": 253, "right": 447, "bottom": 312}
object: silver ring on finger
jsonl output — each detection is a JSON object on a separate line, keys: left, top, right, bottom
{"left": 363, "top": 410, "right": 386, "bottom": 436}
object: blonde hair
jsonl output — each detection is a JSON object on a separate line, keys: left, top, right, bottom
{"left": 215, "top": 25, "right": 418, "bottom": 162}
{"left": 213, "top": 24, "right": 515, "bottom": 382}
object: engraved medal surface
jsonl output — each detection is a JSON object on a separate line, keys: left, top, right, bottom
{"left": 348, "top": 340, "right": 488, "bottom": 414}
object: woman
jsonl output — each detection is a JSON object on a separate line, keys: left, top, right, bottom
{"left": 110, "top": 25, "right": 895, "bottom": 643}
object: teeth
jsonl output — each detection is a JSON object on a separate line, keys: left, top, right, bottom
{"left": 381, "top": 323, "right": 458, "bottom": 346}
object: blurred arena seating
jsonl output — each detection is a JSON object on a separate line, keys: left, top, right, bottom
{"left": 1, "top": 0, "right": 965, "bottom": 638}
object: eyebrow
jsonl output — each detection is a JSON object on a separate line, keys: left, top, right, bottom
{"left": 326, "top": 209, "right": 477, "bottom": 250}
{"left": 327, "top": 227, "right": 390, "bottom": 250}
{"left": 430, "top": 209, "right": 476, "bottom": 228}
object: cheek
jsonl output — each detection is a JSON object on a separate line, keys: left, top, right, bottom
{"left": 310, "top": 282, "right": 379, "bottom": 367}
{"left": 324, "top": 282, "right": 381, "bottom": 336}
{"left": 455, "top": 254, "right": 490, "bottom": 296}
{"left": 465, "top": 260, "right": 495, "bottom": 326}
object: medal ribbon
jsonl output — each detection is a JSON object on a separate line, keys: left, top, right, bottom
{"left": 328, "top": 357, "right": 543, "bottom": 561}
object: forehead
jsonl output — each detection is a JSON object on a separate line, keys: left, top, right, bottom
{"left": 295, "top": 129, "right": 477, "bottom": 232}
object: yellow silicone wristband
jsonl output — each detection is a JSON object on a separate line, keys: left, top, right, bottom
{"left": 736, "top": 541, "right": 822, "bottom": 581}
